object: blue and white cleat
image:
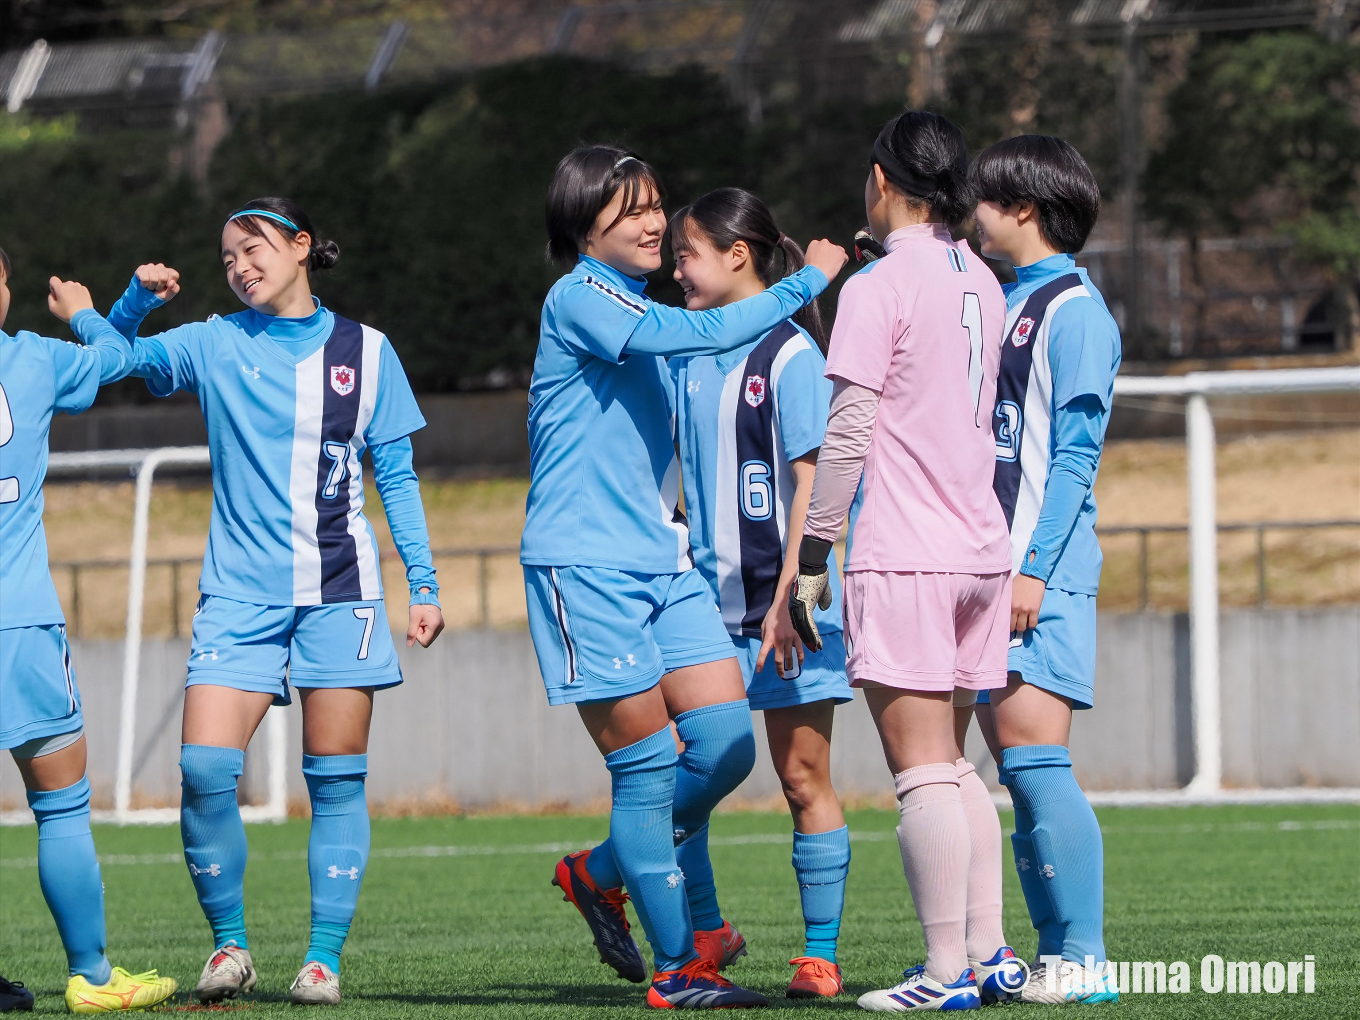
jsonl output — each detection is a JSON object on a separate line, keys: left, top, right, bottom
{"left": 858, "top": 965, "right": 981, "bottom": 1011}
{"left": 1019, "top": 960, "right": 1119, "bottom": 1004}
{"left": 647, "top": 958, "right": 768, "bottom": 1009}
{"left": 971, "top": 947, "right": 1028, "bottom": 1005}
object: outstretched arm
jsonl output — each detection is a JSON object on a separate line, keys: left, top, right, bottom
{"left": 370, "top": 436, "right": 444, "bottom": 648}
{"left": 107, "top": 265, "right": 179, "bottom": 341}
{"left": 48, "top": 278, "right": 134, "bottom": 387}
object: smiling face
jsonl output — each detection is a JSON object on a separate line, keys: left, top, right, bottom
{"left": 582, "top": 181, "right": 666, "bottom": 278}
{"left": 220, "top": 219, "right": 312, "bottom": 314}
{"left": 672, "top": 224, "right": 759, "bottom": 311}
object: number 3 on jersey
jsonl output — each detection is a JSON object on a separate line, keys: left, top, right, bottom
{"left": 0, "top": 382, "right": 19, "bottom": 504}
{"left": 961, "top": 292, "right": 985, "bottom": 427}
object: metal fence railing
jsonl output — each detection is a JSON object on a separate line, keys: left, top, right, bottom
{"left": 1100, "top": 519, "right": 1360, "bottom": 611}
{"left": 48, "top": 525, "right": 1360, "bottom": 638}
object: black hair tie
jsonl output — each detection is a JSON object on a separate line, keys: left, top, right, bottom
{"left": 872, "top": 136, "right": 940, "bottom": 200}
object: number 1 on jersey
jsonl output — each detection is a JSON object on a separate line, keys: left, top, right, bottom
{"left": 962, "top": 292, "right": 985, "bottom": 427}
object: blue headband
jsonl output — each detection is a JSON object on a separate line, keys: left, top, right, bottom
{"left": 226, "top": 209, "right": 299, "bottom": 233}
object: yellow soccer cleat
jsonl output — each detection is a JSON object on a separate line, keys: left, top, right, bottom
{"left": 65, "top": 968, "right": 177, "bottom": 1013}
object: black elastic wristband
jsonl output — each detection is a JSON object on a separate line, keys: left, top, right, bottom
{"left": 797, "top": 535, "right": 834, "bottom": 575}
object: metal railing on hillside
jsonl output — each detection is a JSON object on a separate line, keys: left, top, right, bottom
{"left": 49, "top": 525, "right": 1360, "bottom": 638}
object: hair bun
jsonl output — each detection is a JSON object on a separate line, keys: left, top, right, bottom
{"left": 311, "top": 239, "right": 341, "bottom": 271}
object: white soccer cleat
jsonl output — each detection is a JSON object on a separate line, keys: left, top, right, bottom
{"left": 857, "top": 964, "right": 981, "bottom": 1011}
{"left": 290, "top": 961, "right": 341, "bottom": 1005}
{"left": 970, "top": 946, "right": 1028, "bottom": 1004}
{"left": 1019, "top": 960, "right": 1119, "bottom": 1004}
{"left": 194, "top": 942, "right": 256, "bottom": 1002}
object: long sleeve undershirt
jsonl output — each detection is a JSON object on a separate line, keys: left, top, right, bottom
{"left": 1019, "top": 394, "right": 1106, "bottom": 583}
{"left": 623, "top": 266, "right": 828, "bottom": 358}
{"left": 69, "top": 308, "right": 135, "bottom": 384}
{"left": 370, "top": 436, "right": 440, "bottom": 605}
{"left": 804, "top": 378, "right": 880, "bottom": 543}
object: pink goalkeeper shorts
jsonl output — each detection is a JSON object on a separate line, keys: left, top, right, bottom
{"left": 842, "top": 570, "right": 1012, "bottom": 692}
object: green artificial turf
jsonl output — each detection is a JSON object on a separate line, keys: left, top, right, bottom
{"left": 2, "top": 805, "right": 1356, "bottom": 1017}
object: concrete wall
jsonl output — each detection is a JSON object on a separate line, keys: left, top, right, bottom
{"left": 4, "top": 608, "right": 1357, "bottom": 811}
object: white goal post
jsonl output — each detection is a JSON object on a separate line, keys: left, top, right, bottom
{"left": 1097, "top": 366, "right": 1360, "bottom": 806}
{"left": 44, "top": 447, "right": 287, "bottom": 825}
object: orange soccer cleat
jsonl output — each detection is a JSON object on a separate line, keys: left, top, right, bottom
{"left": 786, "top": 956, "right": 845, "bottom": 998}
{"left": 693, "top": 920, "right": 748, "bottom": 971}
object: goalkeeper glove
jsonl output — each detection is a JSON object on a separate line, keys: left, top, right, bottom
{"left": 788, "top": 535, "right": 834, "bottom": 652}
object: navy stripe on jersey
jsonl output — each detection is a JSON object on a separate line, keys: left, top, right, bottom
{"left": 947, "top": 246, "right": 967, "bottom": 273}
{"left": 732, "top": 321, "right": 799, "bottom": 635}
{"left": 992, "top": 273, "right": 1082, "bottom": 527}
{"left": 582, "top": 275, "right": 648, "bottom": 317}
{"left": 314, "top": 316, "right": 365, "bottom": 602}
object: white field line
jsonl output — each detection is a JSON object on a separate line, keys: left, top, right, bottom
{"left": 2, "top": 819, "right": 1354, "bottom": 871}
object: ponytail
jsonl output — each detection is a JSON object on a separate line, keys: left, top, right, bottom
{"left": 224, "top": 197, "right": 340, "bottom": 272}
{"left": 666, "top": 188, "right": 829, "bottom": 353}
{"left": 870, "top": 111, "right": 971, "bottom": 229}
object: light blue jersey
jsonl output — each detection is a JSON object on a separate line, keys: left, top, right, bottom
{"left": 671, "top": 320, "right": 842, "bottom": 637}
{"left": 520, "top": 256, "right": 828, "bottom": 574}
{"left": 111, "top": 281, "right": 431, "bottom": 607}
{"left": 0, "top": 312, "right": 134, "bottom": 630}
{"left": 992, "top": 254, "right": 1121, "bottom": 595}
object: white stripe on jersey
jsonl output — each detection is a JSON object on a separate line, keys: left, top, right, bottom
{"left": 766, "top": 333, "right": 810, "bottom": 551}
{"left": 582, "top": 275, "right": 648, "bottom": 317}
{"left": 346, "top": 326, "right": 384, "bottom": 600}
{"left": 658, "top": 448, "right": 690, "bottom": 574}
{"left": 1006, "top": 284, "right": 1089, "bottom": 574}
{"left": 290, "top": 346, "right": 327, "bottom": 603}
{"left": 715, "top": 364, "right": 746, "bottom": 631}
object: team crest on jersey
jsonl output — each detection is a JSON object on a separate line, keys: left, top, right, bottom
{"left": 330, "top": 365, "right": 355, "bottom": 396}
{"left": 744, "top": 374, "right": 767, "bottom": 408}
{"left": 1011, "top": 317, "right": 1036, "bottom": 347}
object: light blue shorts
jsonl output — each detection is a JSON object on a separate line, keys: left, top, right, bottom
{"left": 187, "top": 594, "right": 402, "bottom": 706}
{"left": 978, "top": 587, "right": 1096, "bottom": 710}
{"left": 524, "top": 566, "right": 736, "bottom": 706}
{"left": 731, "top": 631, "right": 853, "bottom": 712}
{"left": 1, "top": 624, "right": 82, "bottom": 751}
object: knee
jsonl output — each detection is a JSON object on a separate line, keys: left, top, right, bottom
{"left": 180, "top": 744, "right": 244, "bottom": 798}
{"left": 777, "top": 756, "right": 832, "bottom": 815}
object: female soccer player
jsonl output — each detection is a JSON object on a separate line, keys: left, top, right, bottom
{"left": 787, "top": 112, "right": 1025, "bottom": 1012}
{"left": 970, "top": 135, "right": 1121, "bottom": 1005}
{"left": 666, "top": 188, "right": 853, "bottom": 999}
{"left": 0, "top": 247, "right": 178, "bottom": 1013}
{"left": 528, "top": 145, "right": 846, "bottom": 1009}
{"left": 105, "top": 199, "right": 444, "bottom": 1006}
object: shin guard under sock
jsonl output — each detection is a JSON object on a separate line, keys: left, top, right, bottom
{"left": 1001, "top": 745, "right": 1106, "bottom": 964}
{"left": 303, "top": 754, "right": 370, "bottom": 974}
{"left": 998, "top": 763, "right": 1064, "bottom": 958}
{"left": 28, "top": 777, "right": 111, "bottom": 983}
{"left": 180, "top": 744, "right": 249, "bottom": 950}
{"left": 671, "top": 700, "right": 756, "bottom": 932}
{"left": 894, "top": 762, "right": 970, "bottom": 983}
{"left": 956, "top": 758, "right": 1006, "bottom": 961}
{"left": 604, "top": 727, "right": 694, "bottom": 972}
{"left": 792, "top": 827, "right": 850, "bottom": 963}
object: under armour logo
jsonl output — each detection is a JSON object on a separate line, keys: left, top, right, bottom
{"left": 327, "top": 865, "right": 360, "bottom": 880}
{"left": 686, "top": 380, "right": 701, "bottom": 394}
{"left": 612, "top": 654, "right": 637, "bottom": 670}
{"left": 1040, "top": 864, "right": 1056, "bottom": 879}
{"left": 189, "top": 863, "right": 221, "bottom": 877}
{"left": 241, "top": 365, "right": 260, "bottom": 379}
{"left": 194, "top": 648, "right": 219, "bottom": 661}
{"left": 1017, "top": 857, "right": 1030, "bottom": 872}
{"left": 666, "top": 871, "right": 683, "bottom": 889}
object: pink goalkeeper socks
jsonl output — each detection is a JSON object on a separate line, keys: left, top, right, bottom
{"left": 956, "top": 757, "right": 1007, "bottom": 962}
{"left": 893, "top": 762, "right": 970, "bottom": 983}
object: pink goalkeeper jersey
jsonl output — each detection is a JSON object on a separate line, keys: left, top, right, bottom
{"left": 824, "top": 223, "right": 1011, "bottom": 574}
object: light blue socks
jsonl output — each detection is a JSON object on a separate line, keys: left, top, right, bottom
{"left": 28, "top": 777, "right": 112, "bottom": 983}
{"left": 303, "top": 754, "right": 371, "bottom": 974}
{"left": 180, "top": 744, "right": 249, "bottom": 950}
{"left": 1002, "top": 745, "right": 1106, "bottom": 964}
{"left": 585, "top": 699, "right": 758, "bottom": 937}
{"left": 671, "top": 700, "right": 757, "bottom": 933}
{"left": 603, "top": 727, "right": 694, "bottom": 972}
{"left": 998, "top": 763, "right": 1064, "bottom": 957}
{"left": 792, "top": 826, "right": 850, "bottom": 963}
